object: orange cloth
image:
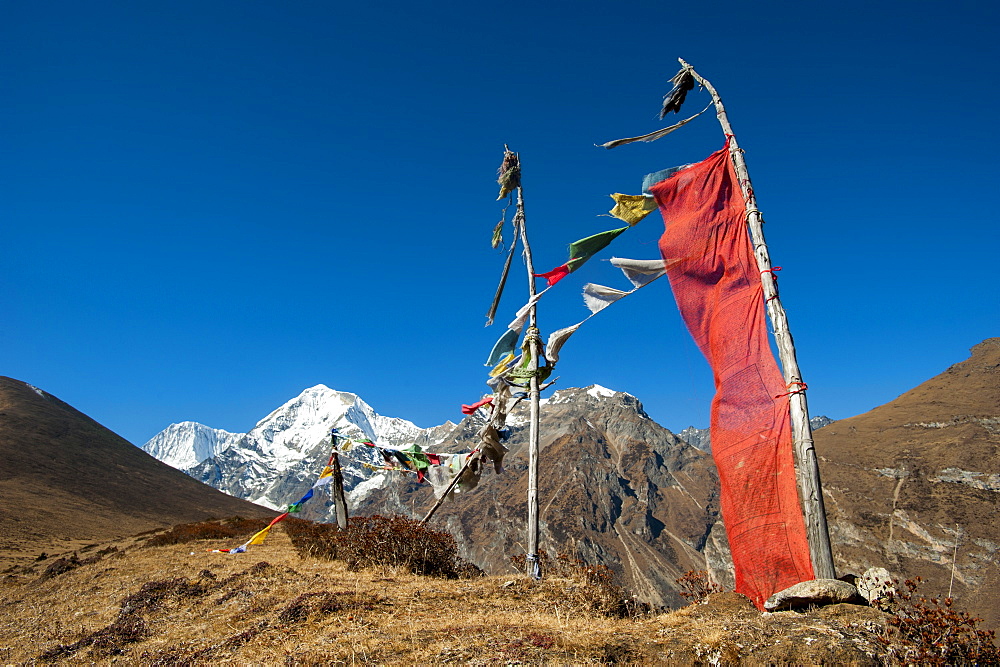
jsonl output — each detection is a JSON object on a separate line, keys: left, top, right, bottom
{"left": 651, "top": 143, "right": 813, "bottom": 608}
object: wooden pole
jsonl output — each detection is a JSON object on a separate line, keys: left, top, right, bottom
{"left": 420, "top": 451, "right": 482, "bottom": 523}
{"left": 678, "top": 58, "right": 836, "bottom": 580}
{"left": 329, "top": 431, "right": 349, "bottom": 530}
{"left": 510, "top": 150, "right": 543, "bottom": 580}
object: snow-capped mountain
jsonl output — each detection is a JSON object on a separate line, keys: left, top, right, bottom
{"left": 142, "top": 385, "right": 425, "bottom": 511}
{"left": 143, "top": 421, "right": 243, "bottom": 470}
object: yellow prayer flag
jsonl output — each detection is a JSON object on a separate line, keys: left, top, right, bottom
{"left": 608, "top": 194, "right": 658, "bottom": 226}
{"left": 247, "top": 525, "right": 273, "bottom": 546}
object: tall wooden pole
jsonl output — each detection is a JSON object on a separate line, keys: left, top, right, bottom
{"left": 329, "top": 430, "right": 349, "bottom": 530}
{"left": 678, "top": 58, "right": 836, "bottom": 580}
{"left": 509, "top": 149, "right": 543, "bottom": 580}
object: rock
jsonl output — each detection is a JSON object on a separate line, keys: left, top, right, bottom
{"left": 856, "top": 567, "right": 895, "bottom": 603}
{"left": 764, "top": 579, "right": 864, "bottom": 611}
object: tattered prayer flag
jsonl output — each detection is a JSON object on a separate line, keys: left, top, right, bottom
{"left": 535, "top": 227, "right": 629, "bottom": 286}
{"left": 610, "top": 257, "right": 667, "bottom": 288}
{"left": 507, "top": 292, "right": 544, "bottom": 332}
{"left": 582, "top": 283, "right": 629, "bottom": 314}
{"left": 599, "top": 103, "right": 711, "bottom": 150}
{"left": 608, "top": 194, "right": 657, "bottom": 226}
{"left": 461, "top": 395, "right": 494, "bottom": 415}
{"left": 486, "top": 327, "right": 521, "bottom": 367}
{"left": 545, "top": 322, "right": 582, "bottom": 364}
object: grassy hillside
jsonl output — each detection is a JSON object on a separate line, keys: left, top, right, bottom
{"left": 6, "top": 517, "right": 994, "bottom": 665}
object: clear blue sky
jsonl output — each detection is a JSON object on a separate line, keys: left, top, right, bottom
{"left": 4, "top": 1, "right": 997, "bottom": 445}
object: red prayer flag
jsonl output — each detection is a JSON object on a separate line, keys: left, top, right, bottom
{"left": 461, "top": 396, "right": 494, "bottom": 415}
{"left": 533, "top": 263, "right": 571, "bottom": 287}
{"left": 651, "top": 142, "right": 813, "bottom": 609}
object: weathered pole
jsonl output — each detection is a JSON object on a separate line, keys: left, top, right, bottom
{"left": 508, "top": 149, "right": 543, "bottom": 580}
{"left": 420, "top": 450, "right": 482, "bottom": 523}
{"left": 329, "top": 430, "right": 349, "bottom": 530}
{"left": 678, "top": 58, "right": 836, "bottom": 579}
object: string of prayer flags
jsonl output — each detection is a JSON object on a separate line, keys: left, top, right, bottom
{"left": 608, "top": 194, "right": 658, "bottom": 226}
{"left": 534, "top": 226, "right": 629, "bottom": 287}
{"left": 211, "top": 512, "right": 290, "bottom": 554}
{"left": 537, "top": 257, "right": 667, "bottom": 367}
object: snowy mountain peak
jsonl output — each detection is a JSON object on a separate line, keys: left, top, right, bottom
{"left": 142, "top": 385, "right": 428, "bottom": 509}
{"left": 142, "top": 421, "right": 242, "bottom": 470}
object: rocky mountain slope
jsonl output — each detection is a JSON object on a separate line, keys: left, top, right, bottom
{"left": 0, "top": 377, "right": 275, "bottom": 571}
{"left": 358, "top": 386, "right": 728, "bottom": 609}
{"left": 816, "top": 338, "right": 1000, "bottom": 629}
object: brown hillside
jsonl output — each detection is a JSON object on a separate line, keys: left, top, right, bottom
{"left": 0, "top": 377, "right": 275, "bottom": 569}
{"left": 816, "top": 338, "right": 1000, "bottom": 628}
{"left": 0, "top": 523, "right": 901, "bottom": 664}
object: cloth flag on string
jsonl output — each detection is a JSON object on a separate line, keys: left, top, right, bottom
{"left": 650, "top": 142, "right": 813, "bottom": 609}
{"left": 610, "top": 257, "right": 667, "bottom": 288}
{"left": 582, "top": 283, "right": 630, "bottom": 314}
{"left": 608, "top": 194, "right": 658, "bottom": 226}
{"left": 534, "top": 226, "right": 628, "bottom": 286}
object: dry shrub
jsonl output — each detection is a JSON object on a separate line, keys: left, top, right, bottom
{"left": 143, "top": 516, "right": 272, "bottom": 548}
{"left": 511, "top": 551, "right": 652, "bottom": 618}
{"left": 675, "top": 569, "right": 723, "bottom": 605}
{"left": 283, "top": 515, "right": 481, "bottom": 579}
{"left": 873, "top": 577, "right": 1000, "bottom": 665}
{"left": 38, "top": 546, "right": 121, "bottom": 581}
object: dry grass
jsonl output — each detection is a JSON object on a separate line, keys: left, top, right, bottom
{"left": 0, "top": 520, "right": 905, "bottom": 665}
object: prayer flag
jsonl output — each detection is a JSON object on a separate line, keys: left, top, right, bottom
{"left": 534, "top": 227, "right": 628, "bottom": 286}
{"left": 608, "top": 194, "right": 658, "bottom": 226}
{"left": 461, "top": 396, "right": 494, "bottom": 415}
{"left": 610, "top": 257, "right": 667, "bottom": 288}
{"left": 544, "top": 322, "right": 582, "bottom": 364}
{"left": 582, "top": 283, "right": 629, "bottom": 314}
{"left": 651, "top": 143, "right": 813, "bottom": 608}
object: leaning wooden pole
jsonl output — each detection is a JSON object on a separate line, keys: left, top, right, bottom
{"left": 509, "top": 149, "right": 543, "bottom": 580}
{"left": 678, "top": 58, "right": 836, "bottom": 579}
{"left": 421, "top": 450, "right": 482, "bottom": 523}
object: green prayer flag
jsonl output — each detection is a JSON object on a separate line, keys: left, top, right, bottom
{"left": 566, "top": 227, "right": 629, "bottom": 272}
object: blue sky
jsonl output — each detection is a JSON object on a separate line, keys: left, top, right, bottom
{"left": 4, "top": 1, "right": 997, "bottom": 445}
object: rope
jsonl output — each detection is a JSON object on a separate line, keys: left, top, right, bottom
{"left": 775, "top": 382, "right": 808, "bottom": 398}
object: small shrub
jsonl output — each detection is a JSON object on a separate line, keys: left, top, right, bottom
{"left": 675, "top": 569, "right": 723, "bottom": 605}
{"left": 510, "top": 551, "right": 652, "bottom": 618}
{"left": 873, "top": 577, "right": 1000, "bottom": 665}
{"left": 283, "top": 515, "right": 482, "bottom": 579}
{"left": 143, "top": 516, "right": 272, "bottom": 548}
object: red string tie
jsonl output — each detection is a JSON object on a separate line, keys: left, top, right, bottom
{"left": 761, "top": 266, "right": 782, "bottom": 281}
{"left": 775, "top": 382, "right": 808, "bottom": 398}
